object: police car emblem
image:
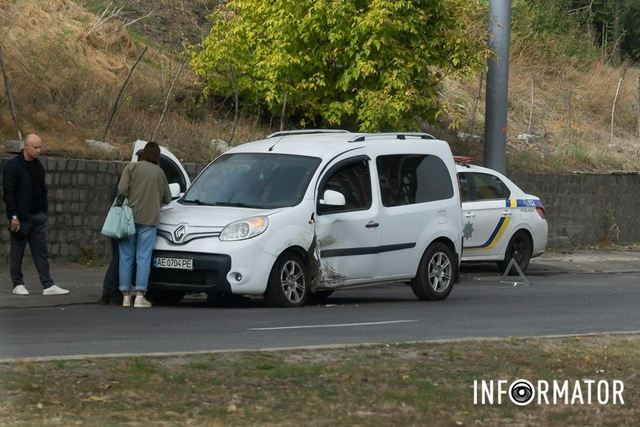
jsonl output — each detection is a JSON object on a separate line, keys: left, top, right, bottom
{"left": 463, "top": 221, "right": 474, "bottom": 239}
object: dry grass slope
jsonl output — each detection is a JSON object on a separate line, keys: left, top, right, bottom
{"left": 0, "top": 0, "right": 266, "bottom": 162}
{"left": 1, "top": 0, "right": 640, "bottom": 172}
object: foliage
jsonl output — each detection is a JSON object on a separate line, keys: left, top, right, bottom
{"left": 510, "top": 0, "right": 640, "bottom": 64}
{"left": 570, "top": 0, "right": 640, "bottom": 63}
{"left": 620, "top": 1, "right": 640, "bottom": 61}
{"left": 189, "top": 0, "right": 490, "bottom": 132}
{"left": 510, "top": 0, "right": 598, "bottom": 67}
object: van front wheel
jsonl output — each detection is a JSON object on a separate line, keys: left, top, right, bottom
{"left": 264, "top": 252, "right": 309, "bottom": 307}
{"left": 411, "top": 243, "right": 455, "bottom": 301}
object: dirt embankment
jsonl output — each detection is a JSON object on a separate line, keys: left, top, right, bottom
{"left": 1, "top": 1, "right": 640, "bottom": 171}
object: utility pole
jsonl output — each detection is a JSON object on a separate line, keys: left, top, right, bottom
{"left": 484, "top": 0, "right": 511, "bottom": 174}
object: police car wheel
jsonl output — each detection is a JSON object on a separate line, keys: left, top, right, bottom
{"left": 411, "top": 242, "right": 455, "bottom": 301}
{"left": 264, "top": 252, "right": 309, "bottom": 307}
{"left": 497, "top": 230, "right": 533, "bottom": 275}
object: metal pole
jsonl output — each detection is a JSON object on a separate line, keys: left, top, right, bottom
{"left": 484, "top": 0, "right": 511, "bottom": 173}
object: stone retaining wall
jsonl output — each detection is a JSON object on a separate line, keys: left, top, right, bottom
{"left": 0, "top": 154, "right": 637, "bottom": 265}
{"left": 510, "top": 171, "right": 639, "bottom": 247}
{"left": 0, "top": 155, "right": 204, "bottom": 266}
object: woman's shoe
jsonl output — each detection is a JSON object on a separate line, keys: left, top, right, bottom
{"left": 122, "top": 295, "right": 132, "bottom": 307}
{"left": 133, "top": 295, "right": 152, "bottom": 308}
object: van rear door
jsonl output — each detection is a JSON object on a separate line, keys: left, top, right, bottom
{"left": 132, "top": 140, "right": 191, "bottom": 198}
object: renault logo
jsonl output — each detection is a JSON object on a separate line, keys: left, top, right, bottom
{"left": 173, "top": 224, "right": 187, "bottom": 243}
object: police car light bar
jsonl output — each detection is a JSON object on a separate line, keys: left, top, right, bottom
{"left": 453, "top": 156, "right": 474, "bottom": 163}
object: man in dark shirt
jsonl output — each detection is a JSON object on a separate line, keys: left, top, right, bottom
{"left": 3, "top": 134, "right": 69, "bottom": 296}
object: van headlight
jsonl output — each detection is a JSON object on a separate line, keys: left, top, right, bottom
{"left": 220, "top": 216, "right": 269, "bottom": 241}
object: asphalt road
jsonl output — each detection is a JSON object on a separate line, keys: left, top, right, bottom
{"left": 1, "top": 251, "right": 640, "bottom": 361}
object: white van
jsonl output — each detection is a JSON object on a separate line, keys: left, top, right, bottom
{"left": 142, "top": 131, "right": 463, "bottom": 307}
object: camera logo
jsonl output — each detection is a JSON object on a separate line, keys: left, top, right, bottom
{"left": 509, "top": 379, "right": 535, "bottom": 406}
{"left": 473, "top": 379, "right": 625, "bottom": 405}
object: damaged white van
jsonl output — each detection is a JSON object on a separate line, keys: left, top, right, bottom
{"left": 146, "top": 131, "right": 463, "bottom": 307}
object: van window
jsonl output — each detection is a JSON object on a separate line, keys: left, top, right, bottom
{"left": 181, "top": 153, "right": 320, "bottom": 209}
{"left": 318, "top": 159, "right": 372, "bottom": 214}
{"left": 377, "top": 154, "right": 453, "bottom": 207}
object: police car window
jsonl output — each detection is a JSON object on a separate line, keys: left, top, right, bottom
{"left": 458, "top": 173, "right": 471, "bottom": 202}
{"left": 319, "top": 161, "right": 372, "bottom": 214}
{"left": 473, "top": 173, "right": 509, "bottom": 200}
{"left": 377, "top": 154, "right": 453, "bottom": 207}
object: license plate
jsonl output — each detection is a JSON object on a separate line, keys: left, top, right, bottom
{"left": 154, "top": 257, "right": 194, "bottom": 270}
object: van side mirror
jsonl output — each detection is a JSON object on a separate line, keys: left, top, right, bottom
{"left": 320, "top": 189, "right": 346, "bottom": 206}
{"left": 169, "top": 183, "right": 181, "bottom": 199}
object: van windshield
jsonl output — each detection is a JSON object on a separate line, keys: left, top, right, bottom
{"left": 181, "top": 153, "right": 321, "bottom": 209}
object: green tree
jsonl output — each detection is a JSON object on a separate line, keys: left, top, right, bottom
{"left": 511, "top": 0, "right": 598, "bottom": 66}
{"left": 570, "top": 0, "right": 640, "bottom": 63}
{"left": 620, "top": 1, "right": 640, "bottom": 61}
{"left": 189, "top": 0, "right": 489, "bottom": 132}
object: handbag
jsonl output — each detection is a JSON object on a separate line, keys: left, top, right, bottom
{"left": 101, "top": 198, "right": 136, "bottom": 239}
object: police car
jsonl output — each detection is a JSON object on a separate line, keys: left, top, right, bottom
{"left": 455, "top": 157, "right": 548, "bottom": 273}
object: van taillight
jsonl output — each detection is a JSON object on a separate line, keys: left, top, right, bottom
{"left": 536, "top": 206, "right": 546, "bottom": 219}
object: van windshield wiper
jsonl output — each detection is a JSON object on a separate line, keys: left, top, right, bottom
{"left": 182, "top": 198, "right": 215, "bottom": 206}
{"left": 214, "top": 202, "right": 254, "bottom": 208}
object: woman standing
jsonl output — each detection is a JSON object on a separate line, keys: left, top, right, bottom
{"left": 117, "top": 142, "right": 171, "bottom": 308}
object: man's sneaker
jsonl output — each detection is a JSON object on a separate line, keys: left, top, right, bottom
{"left": 42, "top": 285, "right": 70, "bottom": 296}
{"left": 133, "top": 295, "right": 152, "bottom": 308}
{"left": 122, "top": 295, "right": 132, "bottom": 307}
{"left": 12, "top": 285, "right": 29, "bottom": 296}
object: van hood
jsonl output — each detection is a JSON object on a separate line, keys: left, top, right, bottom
{"left": 159, "top": 203, "right": 281, "bottom": 228}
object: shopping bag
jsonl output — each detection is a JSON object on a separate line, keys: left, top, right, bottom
{"left": 101, "top": 198, "right": 135, "bottom": 239}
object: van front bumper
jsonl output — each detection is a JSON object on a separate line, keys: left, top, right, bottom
{"left": 148, "top": 250, "right": 233, "bottom": 294}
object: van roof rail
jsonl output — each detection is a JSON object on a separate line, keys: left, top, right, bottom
{"left": 266, "top": 129, "right": 351, "bottom": 139}
{"left": 348, "top": 132, "right": 436, "bottom": 142}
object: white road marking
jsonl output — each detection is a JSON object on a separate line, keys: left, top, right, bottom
{"left": 249, "top": 320, "right": 418, "bottom": 331}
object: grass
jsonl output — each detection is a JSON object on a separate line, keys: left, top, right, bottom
{"left": 0, "top": 334, "right": 638, "bottom": 426}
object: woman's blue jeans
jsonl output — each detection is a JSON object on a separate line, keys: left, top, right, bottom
{"left": 118, "top": 224, "right": 157, "bottom": 293}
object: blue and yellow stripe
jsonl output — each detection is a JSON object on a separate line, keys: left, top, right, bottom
{"left": 464, "top": 216, "right": 511, "bottom": 251}
{"left": 463, "top": 199, "right": 541, "bottom": 251}
{"left": 506, "top": 198, "right": 542, "bottom": 208}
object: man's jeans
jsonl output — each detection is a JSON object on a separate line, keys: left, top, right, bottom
{"left": 10, "top": 221, "right": 54, "bottom": 288}
{"left": 118, "top": 224, "right": 157, "bottom": 293}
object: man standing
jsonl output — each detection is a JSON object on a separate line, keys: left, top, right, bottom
{"left": 3, "top": 134, "right": 69, "bottom": 296}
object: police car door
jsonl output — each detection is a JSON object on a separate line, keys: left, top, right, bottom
{"left": 132, "top": 140, "right": 191, "bottom": 198}
{"left": 461, "top": 172, "right": 512, "bottom": 259}
{"left": 314, "top": 155, "right": 381, "bottom": 286}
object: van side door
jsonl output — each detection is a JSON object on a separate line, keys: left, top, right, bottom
{"left": 314, "top": 156, "right": 381, "bottom": 286}
{"left": 376, "top": 154, "right": 457, "bottom": 278}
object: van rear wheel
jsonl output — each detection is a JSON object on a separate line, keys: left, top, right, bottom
{"left": 264, "top": 252, "right": 309, "bottom": 307}
{"left": 411, "top": 243, "right": 455, "bottom": 301}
